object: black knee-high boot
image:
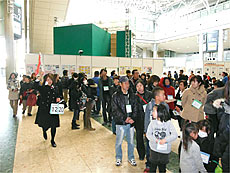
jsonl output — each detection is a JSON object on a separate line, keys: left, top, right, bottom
{"left": 51, "top": 128, "right": 57, "bottom": 147}
{"left": 42, "top": 127, "right": 48, "bottom": 140}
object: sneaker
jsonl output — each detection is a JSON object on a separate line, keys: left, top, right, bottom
{"left": 115, "top": 159, "right": 122, "bottom": 166}
{"left": 13, "top": 115, "right": 16, "bottom": 118}
{"left": 128, "top": 159, "right": 137, "bottom": 166}
{"left": 22, "top": 110, "right": 25, "bottom": 114}
{"left": 28, "top": 113, "right": 32, "bottom": 116}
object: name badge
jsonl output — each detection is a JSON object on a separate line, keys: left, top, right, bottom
{"left": 143, "top": 104, "right": 147, "bottom": 112}
{"left": 200, "top": 152, "right": 210, "bottom": 164}
{"left": 192, "top": 99, "right": 202, "bottom": 109}
{"left": 167, "top": 95, "right": 173, "bottom": 100}
{"left": 126, "top": 104, "right": 132, "bottom": 113}
{"left": 50, "top": 103, "right": 64, "bottom": 115}
{"left": 157, "top": 141, "right": 167, "bottom": 151}
{"left": 172, "top": 110, "right": 180, "bottom": 116}
{"left": 177, "top": 100, "right": 182, "bottom": 106}
{"left": 103, "top": 86, "right": 109, "bottom": 91}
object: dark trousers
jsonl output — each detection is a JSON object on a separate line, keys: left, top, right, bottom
{"left": 145, "top": 137, "right": 150, "bottom": 168}
{"left": 72, "top": 108, "right": 80, "bottom": 122}
{"left": 150, "top": 163, "right": 166, "bottom": 173}
{"left": 102, "top": 94, "right": 111, "bottom": 123}
{"left": 83, "top": 101, "right": 94, "bottom": 129}
{"left": 135, "top": 127, "right": 145, "bottom": 159}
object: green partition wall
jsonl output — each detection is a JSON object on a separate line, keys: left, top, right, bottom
{"left": 116, "top": 30, "right": 131, "bottom": 57}
{"left": 54, "top": 24, "right": 111, "bottom": 56}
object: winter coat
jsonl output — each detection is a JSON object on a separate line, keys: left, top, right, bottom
{"left": 61, "top": 76, "right": 69, "bottom": 89}
{"left": 204, "top": 87, "right": 225, "bottom": 115}
{"left": 69, "top": 80, "right": 82, "bottom": 110}
{"left": 7, "top": 79, "right": 19, "bottom": 100}
{"left": 111, "top": 88, "right": 137, "bottom": 126}
{"left": 34, "top": 81, "right": 61, "bottom": 129}
{"left": 135, "top": 90, "right": 153, "bottom": 130}
{"left": 195, "top": 136, "right": 218, "bottom": 172}
{"left": 147, "top": 83, "right": 156, "bottom": 93}
{"left": 181, "top": 85, "right": 207, "bottom": 122}
{"left": 19, "top": 82, "right": 34, "bottom": 100}
{"left": 160, "top": 85, "right": 175, "bottom": 110}
{"left": 98, "top": 76, "right": 113, "bottom": 100}
{"left": 82, "top": 82, "right": 97, "bottom": 101}
{"left": 213, "top": 99, "right": 229, "bottom": 172}
{"left": 55, "top": 80, "right": 63, "bottom": 100}
{"left": 109, "top": 84, "right": 120, "bottom": 97}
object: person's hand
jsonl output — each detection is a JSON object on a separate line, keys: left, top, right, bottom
{"left": 128, "top": 119, "right": 134, "bottom": 124}
{"left": 56, "top": 98, "right": 60, "bottom": 102}
{"left": 125, "top": 117, "right": 131, "bottom": 123}
{"left": 29, "top": 89, "right": 34, "bottom": 93}
{"left": 175, "top": 106, "right": 180, "bottom": 113}
{"left": 20, "top": 95, "right": 22, "bottom": 99}
{"left": 156, "top": 139, "right": 159, "bottom": 143}
{"left": 40, "top": 71, "right": 44, "bottom": 76}
{"left": 159, "top": 139, "right": 166, "bottom": 145}
{"left": 144, "top": 133, "right": 146, "bottom": 137}
{"left": 86, "top": 98, "right": 89, "bottom": 102}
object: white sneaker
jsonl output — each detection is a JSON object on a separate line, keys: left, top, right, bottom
{"left": 129, "top": 159, "right": 137, "bottom": 166}
{"left": 115, "top": 159, "right": 122, "bottom": 166}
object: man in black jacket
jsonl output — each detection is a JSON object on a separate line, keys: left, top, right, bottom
{"left": 112, "top": 76, "right": 137, "bottom": 167}
{"left": 129, "top": 69, "right": 140, "bottom": 93}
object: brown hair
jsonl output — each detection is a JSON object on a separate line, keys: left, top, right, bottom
{"left": 43, "top": 73, "right": 54, "bottom": 85}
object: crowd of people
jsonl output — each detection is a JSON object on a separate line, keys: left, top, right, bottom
{"left": 7, "top": 68, "right": 229, "bottom": 172}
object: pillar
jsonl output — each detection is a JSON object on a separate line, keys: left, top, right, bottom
{"left": 4, "top": 0, "right": 15, "bottom": 81}
{"left": 218, "top": 29, "right": 224, "bottom": 61}
{"left": 153, "top": 43, "right": 158, "bottom": 58}
{"left": 143, "top": 48, "right": 147, "bottom": 58}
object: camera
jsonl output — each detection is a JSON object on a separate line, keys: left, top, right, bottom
{"left": 78, "top": 50, "right": 83, "bottom": 56}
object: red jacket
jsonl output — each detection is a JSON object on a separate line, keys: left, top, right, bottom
{"left": 160, "top": 85, "right": 175, "bottom": 110}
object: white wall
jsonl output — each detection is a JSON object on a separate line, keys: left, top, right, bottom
{"left": 25, "top": 54, "right": 164, "bottom": 78}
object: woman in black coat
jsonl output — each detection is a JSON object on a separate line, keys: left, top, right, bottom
{"left": 34, "top": 73, "right": 61, "bottom": 147}
{"left": 135, "top": 80, "right": 153, "bottom": 161}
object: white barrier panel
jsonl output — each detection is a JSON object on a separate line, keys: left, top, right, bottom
{"left": 25, "top": 54, "right": 164, "bottom": 78}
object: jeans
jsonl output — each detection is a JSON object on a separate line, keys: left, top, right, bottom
{"left": 102, "top": 94, "right": 111, "bottom": 123}
{"left": 115, "top": 124, "right": 135, "bottom": 161}
{"left": 112, "top": 119, "right": 116, "bottom": 134}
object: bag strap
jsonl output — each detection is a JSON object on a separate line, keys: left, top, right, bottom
{"left": 136, "top": 93, "right": 148, "bottom": 104}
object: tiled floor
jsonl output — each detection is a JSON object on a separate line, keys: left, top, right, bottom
{"left": 13, "top": 106, "right": 181, "bottom": 173}
{"left": 0, "top": 76, "right": 181, "bottom": 173}
{"left": 0, "top": 78, "right": 19, "bottom": 173}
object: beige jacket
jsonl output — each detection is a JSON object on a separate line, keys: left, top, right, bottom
{"left": 8, "top": 80, "right": 19, "bottom": 100}
{"left": 181, "top": 85, "right": 207, "bottom": 122}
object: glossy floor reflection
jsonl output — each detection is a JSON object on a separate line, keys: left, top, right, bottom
{"left": 0, "top": 77, "right": 19, "bottom": 173}
{"left": 13, "top": 105, "right": 181, "bottom": 173}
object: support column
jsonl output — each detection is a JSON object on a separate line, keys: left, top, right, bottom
{"left": 218, "top": 29, "right": 224, "bottom": 61}
{"left": 199, "top": 33, "right": 204, "bottom": 73}
{"left": 142, "top": 48, "right": 147, "bottom": 58}
{"left": 153, "top": 43, "right": 158, "bottom": 58}
{"left": 4, "top": 0, "right": 15, "bottom": 81}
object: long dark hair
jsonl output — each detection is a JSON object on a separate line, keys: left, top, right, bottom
{"left": 182, "top": 122, "right": 198, "bottom": 151}
{"left": 9, "top": 73, "right": 17, "bottom": 80}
